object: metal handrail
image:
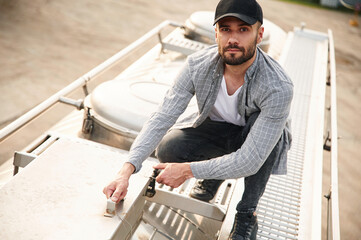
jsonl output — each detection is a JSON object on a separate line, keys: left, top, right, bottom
{"left": 327, "top": 29, "right": 340, "bottom": 240}
{"left": 0, "top": 20, "right": 182, "bottom": 143}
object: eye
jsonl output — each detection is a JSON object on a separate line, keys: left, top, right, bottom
{"left": 220, "top": 27, "right": 230, "bottom": 32}
{"left": 240, "top": 27, "right": 249, "bottom": 32}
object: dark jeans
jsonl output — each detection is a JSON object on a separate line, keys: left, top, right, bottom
{"left": 156, "top": 113, "right": 282, "bottom": 212}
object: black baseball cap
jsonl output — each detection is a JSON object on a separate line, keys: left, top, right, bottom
{"left": 214, "top": 0, "right": 263, "bottom": 25}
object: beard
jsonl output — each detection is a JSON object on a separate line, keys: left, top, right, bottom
{"left": 219, "top": 37, "right": 258, "bottom": 66}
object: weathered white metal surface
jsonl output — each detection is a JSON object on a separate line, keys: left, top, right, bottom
{"left": 184, "top": 11, "right": 216, "bottom": 42}
{"left": 88, "top": 40, "right": 198, "bottom": 133}
{"left": 0, "top": 16, "right": 337, "bottom": 239}
{"left": 0, "top": 137, "right": 154, "bottom": 240}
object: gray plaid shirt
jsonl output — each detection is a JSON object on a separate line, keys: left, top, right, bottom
{"left": 127, "top": 45, "right": 293, "bottom": 179}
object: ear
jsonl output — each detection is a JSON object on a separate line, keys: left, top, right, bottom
{"left": 215, "top": 27, "right": 218, "bottom": 42}
{"left": 257, "top": 26, "right": 264, "bottom": 45}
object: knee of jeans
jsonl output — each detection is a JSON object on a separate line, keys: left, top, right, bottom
{"left": 156, "top": 141, "right": 187, "bottom": 163}
{"left": 246, "top": 112, "right": 260, "bottom": 126}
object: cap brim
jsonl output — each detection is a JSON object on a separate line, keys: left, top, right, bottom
{"left": 213, "top": 13, "right": 257, "bottom": 25}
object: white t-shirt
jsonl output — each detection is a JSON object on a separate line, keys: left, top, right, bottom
{"left": 209, "top": 76, "right": 244, "bottom": 126}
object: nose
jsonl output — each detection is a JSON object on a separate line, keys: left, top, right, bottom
{"left": 228, "top": 32, "right": 239, "bottom": 45}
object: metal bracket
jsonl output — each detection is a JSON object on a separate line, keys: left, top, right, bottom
{"left": 145, "top": 187, "right": 226, "bottom": 221}
{"left": 145, "top": 169, "right": 160, "bottom": 198}
{"left": 82, "top": 108, "right": 93, "bottom": 134}
{"left": 13, "top": 151, "right": 37, "bottom": 175}
{"left": 104, "top": 198, "right": 116, "bottom": 217}
{"left": 323, "top": 131, "right": 331, "bottom": 151}
{"left": 59, "top": 96, "right": 84, "bottom": 110}
{"left": 82, "top": 84, "right": 89, "bottom": 96}
{"left": 157, "top": 32, "right": 165, "bottom": 55}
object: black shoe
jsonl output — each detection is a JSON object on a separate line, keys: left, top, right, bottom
{"left": 229, "top": 211, "right": 258, "bottom": 240}
{"left": 190, "top": 179, "right": 224, "bottom": 202}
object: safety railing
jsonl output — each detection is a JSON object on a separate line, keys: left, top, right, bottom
{"left": 0, "top": 20, "right": 182, "bottom": 143}
{"left": 325, "top": 29, "right": 340, "bottom": 240}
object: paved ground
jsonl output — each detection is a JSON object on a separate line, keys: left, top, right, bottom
{"left": 0, "top": 0, "right": 360, "bottom": 238}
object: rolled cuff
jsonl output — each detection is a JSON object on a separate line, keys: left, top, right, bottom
{"left": 126, "top": 159, "right": 141, "bottom": 174}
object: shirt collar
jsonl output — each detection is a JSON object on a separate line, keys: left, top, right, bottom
{"left": 244, "top": 47, "right": 261, "bottom": 83}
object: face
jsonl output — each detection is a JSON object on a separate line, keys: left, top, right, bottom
{"left": 215, "top": 17, "right": 264, "bottom": 66}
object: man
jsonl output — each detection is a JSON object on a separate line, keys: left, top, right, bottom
{"left": 103, "top": 0, "right": 293, "bottom": 239}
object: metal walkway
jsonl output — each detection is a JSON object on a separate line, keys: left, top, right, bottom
{"left": 255, "top": 28, "right": 329, "bottom": 239}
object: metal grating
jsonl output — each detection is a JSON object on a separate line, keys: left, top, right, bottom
{"left": 161, "top": 28, "right": 210, "bottom": 56}
{"left": 256, "top": 30, "right": 329, "bottom": 239}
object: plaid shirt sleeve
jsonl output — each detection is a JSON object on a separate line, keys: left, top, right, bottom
{"left": 127, "top": 58, "right": 195, "bottom": 172}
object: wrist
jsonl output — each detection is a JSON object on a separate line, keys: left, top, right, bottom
{"left": 117, "top": 162, "right": 135, "bottom": 179}
{"left": 183, "top": 163, "right": 194, "bottom": 179}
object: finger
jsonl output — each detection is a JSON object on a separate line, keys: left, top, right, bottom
{"left": 155, "top": 173, "right": 164, "bottom": 184}
{"left": 105, "top": 189, "right": 115, "bottom": 199}
{"left": 153, "top": 163, "right": 167, "bottom": 170}
{"left": 111, "top": 189, "right": 123, "bottom": 203}
{"left": 103, "top": 184, "right": 115, "bottom": 199}
{"left": 103, "top": 186, "right": 108, "bottom": 195}
{"left": 156, "top": 168, "right": 170, "bottom": 184}
{"left": 118, "top": 189, "right": 127, "bottom": 201}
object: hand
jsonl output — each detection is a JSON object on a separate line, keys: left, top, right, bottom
{"left": 154, "top": 162, "right": 194, "bottom": 188}
{"left": 103, "top": 162, "right": 135, "bottom": 203}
